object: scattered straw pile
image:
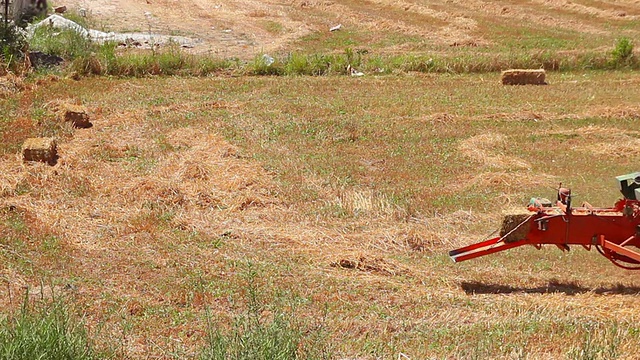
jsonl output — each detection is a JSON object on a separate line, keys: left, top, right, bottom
{"left": 501, "top": 69, "right": 546, "bottom": 85}
{"left": 22, "top": 137, "right": 57, "bottom": 165}
{"left": 332, "top": 189, "right": 405, "bottom": 219}
{"left": 458, "top": 133, "right": 531, "bottom": 170}
{"left": 462, "top": 171, "right": 557, "bottom": 191}
{"left": 500, "top": 208, "right": 535, "bottom": 243}
{"left": 331, "top": 255, "right": 408, "bottom": 276}
{"left": 0, "top": 74, "right": 26, "bottom": 98}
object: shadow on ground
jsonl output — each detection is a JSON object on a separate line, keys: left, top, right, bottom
{"left": 461, "top": 280, "right": 640, "bottom": 295}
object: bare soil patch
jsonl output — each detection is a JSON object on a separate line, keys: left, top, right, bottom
{"left": 57, "top": 0, "right": 313, "bottom": 56}
{"left": 54, "top": 0, "right": 640, "bottom": 57}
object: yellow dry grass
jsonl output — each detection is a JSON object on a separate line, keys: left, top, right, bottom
{"left": 3, "top": 74, "right": 640, "bottom": 358}
{"left": 0, "top": 106, "right": 286, "bottom": 356}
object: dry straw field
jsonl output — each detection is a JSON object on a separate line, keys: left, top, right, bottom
{"left": 60, "top": 0, "right": 640, "bottom": 58}
{"left": 3, "top": 72, "right": 640, "bottom": 359}
{"left": 2, "top": 0, "right": 640, "bottom": 359}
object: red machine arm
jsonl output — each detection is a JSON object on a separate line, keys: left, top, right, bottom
{"left": 449, "top": 178, "right": 640, "bottom": 270}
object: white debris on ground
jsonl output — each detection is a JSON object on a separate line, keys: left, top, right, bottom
{"left": 347, "top": 64, "right": 364, "bottom": 77}
{"left": 262, "top": 54, "right": 274, "bottom": 66}
{"left": 28, "top": 14, "right": 202, "bottom": 49}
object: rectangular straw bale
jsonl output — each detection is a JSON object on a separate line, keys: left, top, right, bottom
{"left": 22, "top": 137, "right": 57, "bottom": 164}
{"left": 62, "top": 104, "right": 91, "bottom": 128}
{"left": 500, "top": 208, "right": 535, "bottom": 243}
{"left": 501, "top": 69, "right": 546, "bottom": 85}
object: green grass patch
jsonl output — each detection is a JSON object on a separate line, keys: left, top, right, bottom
{"left": 14, "top": 25, "right": 638, "bottom": 79}
{"left": 200, "top": 266, "right": 331, "bottom": 360}
{"left": 0, "top": 297, "right": 106, "bottom": 360}
{"left": 29, "top": 27, "right": 94, "bottom": 60}
{"left": 611, "top": 37, "right": 635, "bottom": 67}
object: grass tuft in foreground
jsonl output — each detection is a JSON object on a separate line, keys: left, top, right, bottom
{"left": 19, "top": 23, "right": 640, "bottom": 78}
{"left": 70, "top": 47, "right": 638, "bottom": 78}
{"left": 0, "top": 296, "right": 104, "bottom": 360}
{"left": 611, "top": 37, "right": 635, "bottom": 68}
{"left": 200, "top": 267, "right": 331, "bottom": 360}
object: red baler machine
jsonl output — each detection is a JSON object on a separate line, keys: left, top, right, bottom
{"left": 449, "top": 173, "right": 640, "bottom": 269}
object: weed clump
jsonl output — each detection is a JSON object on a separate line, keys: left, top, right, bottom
{"left": 611, "top": 37, "right": 635, "bottom": 67}
{"left": 200, "top": 267, "right": 331, "bottom": 360}
{"left": 29, "top": 26, "right": 94, "bottom": 60}
{"left": 0, "top": 21, "right": 27, "bottom": 70}
{"left": 0, "top": 298, "right": 102, "bottom": 360}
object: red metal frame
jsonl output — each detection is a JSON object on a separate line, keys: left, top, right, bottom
{"left": 449, "top": 198, "right": 640, "bottom": 269}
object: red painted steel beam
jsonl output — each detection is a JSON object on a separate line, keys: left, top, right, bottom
{"left": 602, "top": 240, "right": 640, "bottom": 264}
{"left": 449, "top": 238, "right": 530, "bottom": 263}
{"left": 449, "top": 237, "right": 502, "bottom": 257}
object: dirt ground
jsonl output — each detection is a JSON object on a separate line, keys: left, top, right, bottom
{"left": 53, "top": 0, "right": 640, "bottom": 57}
{"left": 53, "top": 0, "right": 314, "bottom": 57}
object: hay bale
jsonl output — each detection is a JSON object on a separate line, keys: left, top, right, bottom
{"left": 501, "top": 69, "right": 546, "bottom": 85}
{"left": 22, "top": 137, "right": 58, "bottom": 165}
{"left": 500, "top": 208, "right": 535, "bottom": 243}
{"left": 62, "top": 104, "right": 92, "bottom": 128}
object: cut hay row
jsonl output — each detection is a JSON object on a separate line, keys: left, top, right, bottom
{"left": 548, "top": 125, "right": 640, "bottom": 157}
{"left": 577, "top": 138, "right": 640, "bottom": 157}
{"left": 452, "top": 0, "right": 607, "bottom": 34}
{"left": 461, "top": 171, "right": 558, "bottom": 191}
{"left": 530, "top": 0, "right": 638, "bottom": 20}
{"left": 458, "top": 133, "right": 531, "bottom": 170}
{"left": 439, "top": 105, "right": 640, "bottom": 124}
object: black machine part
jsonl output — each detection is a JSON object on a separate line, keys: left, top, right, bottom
{"left": 617, "top": 172, "right": 640, "bottom": 200}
